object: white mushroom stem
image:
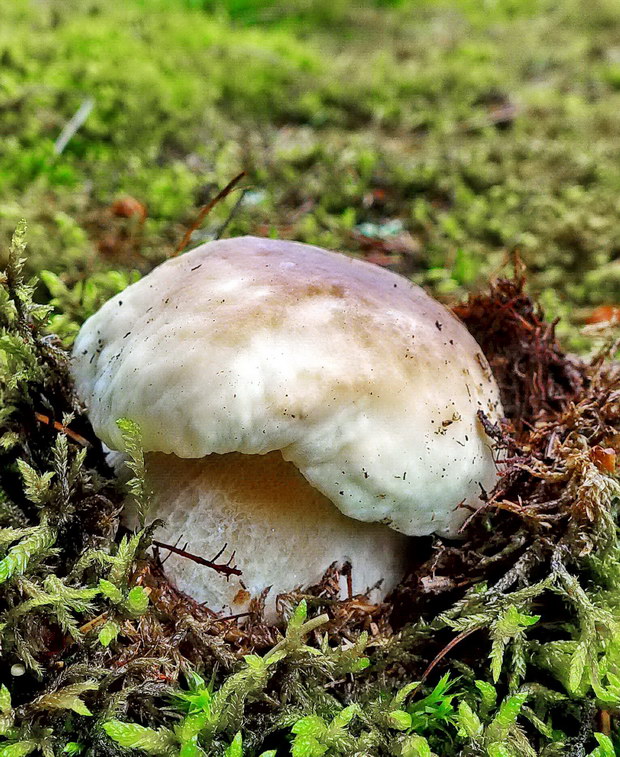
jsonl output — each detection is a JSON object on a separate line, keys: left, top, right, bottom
{"left": 140, "top": 451, "right": 410, "bottom": 617}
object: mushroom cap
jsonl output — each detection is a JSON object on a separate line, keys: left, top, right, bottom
{"left": 72, "top": 236, "right": 502, "bottom": 537}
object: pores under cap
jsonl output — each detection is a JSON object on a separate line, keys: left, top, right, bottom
{"left": 72, "top": 236, "right": 502, "bottom": 537}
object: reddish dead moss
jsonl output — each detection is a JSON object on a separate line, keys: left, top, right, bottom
{"left": 452, "top": 268, "right": 586, "bottom": 434}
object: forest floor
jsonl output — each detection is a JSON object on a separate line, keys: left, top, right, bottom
{"left": 2, "top": 0, "right": 620, "bottom": 345}
{"left": 1, "top": 1, "right": 620, "bottom": 755}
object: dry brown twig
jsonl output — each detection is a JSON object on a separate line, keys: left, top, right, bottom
{"left": 152, "top": 539, "right": 242, "bottom": 578}
{"left": 173, "top": 171, "right": 246, "bottom": 256}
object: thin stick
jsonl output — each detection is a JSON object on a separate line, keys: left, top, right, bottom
{"left": 215, "top": 188, "right": 247, "bottom": 240}
{"left": 35, "top": 412, "right": 92, "bottom": 447}
{"left": 419, "top": 627, "right": 480, "bottom": 684}
{"left": 156, "top": 534, "right": 184, "bottom": 566}
{"left": 152, "top": 539, "right": 242, "bottom": 578}
{"left": 172, "top": 171, "right": 246, "bottom": 256}
{"left": 79, "top": 611, "right": 108, "bottom": 634}
{"left": 54, "top": 98, "right": 95, "bottom": 155}
{"left": 218, "top": 611, "right": 251, "bottom": 622}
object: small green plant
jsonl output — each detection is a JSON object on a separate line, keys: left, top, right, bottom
{"left": 103, "top": 601, "right": 330, "bottom": 755}
{"left": 406, "top": 674, "right": 457, "bottom": 734}
{"left": 289, "top": 705, "right": 361, "bottom": 756}
{"left": 456, "top": 685, "right": 534, "bottom": 756}
{"left": 116, "top": 417, "right": 152, "bottom": 528}
{"left": 104, "top": 682, "right": 275, "bottom": 756}
{"left": 588, "top": 733, "right": 618, "bottom": 757}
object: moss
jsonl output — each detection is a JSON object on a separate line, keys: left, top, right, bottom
{"left": 3, "top": 0, "right": 620, "bottom": 752}
{"left": 0, "top": 224, "right": 619, "bottom": 754}
{"left": 2, "top": 0, "right": 620, "bottom": 347}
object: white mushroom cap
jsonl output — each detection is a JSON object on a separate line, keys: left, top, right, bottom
{"left": 74, "top": 236, "right": 501, "bottom": 536}
{"left": 72, "top": 237, "right": 502, "bottom": 614}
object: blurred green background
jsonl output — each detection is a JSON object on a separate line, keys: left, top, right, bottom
{"left": 2, "top": 0, "right": 620, "bottom": 344}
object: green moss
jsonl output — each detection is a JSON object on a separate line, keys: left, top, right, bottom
{"left": 1, "top": 220, "right": 620, "bottom": 752}
{"left": 2, "top": 0, "right": 620, "bottom": 348}
{"left": 3, "top": 0, "right": 620, "bottom": 751}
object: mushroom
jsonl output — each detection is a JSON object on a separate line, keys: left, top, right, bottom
{"left": 71, "top": 237, "right": 502, "bottom": 615}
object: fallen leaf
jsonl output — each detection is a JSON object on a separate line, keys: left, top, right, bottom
{"left": 586, "top": 305, "right": 620, "bottom": 324}
{"left": 590, "top": 446, "right": 617, "bottom": 474}
{"left": 111, "top": 196, "right": 147, "bottom": 220}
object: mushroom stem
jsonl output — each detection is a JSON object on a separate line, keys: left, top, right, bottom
{"left": 140, "top": 451, "right": 410, "bottom": 618}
